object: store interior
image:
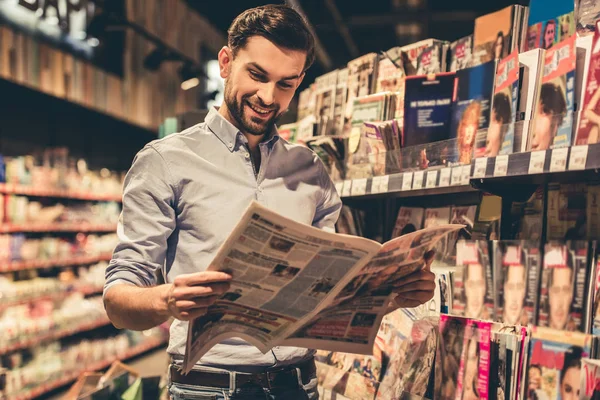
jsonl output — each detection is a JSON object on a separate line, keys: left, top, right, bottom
{"left": 2, "top": 0, "right": 600, "bottom": 399}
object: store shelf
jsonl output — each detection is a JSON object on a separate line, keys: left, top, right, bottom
{"left": 0, "top": 183, "right": 122, "bottom": 202}
{"left": 335, "top": 165, "right": 474, "bottom": 199}
{"left": 0, "top": 316, "right": 112, "bottom": 355}
{"left": 469, "top": 144, "right": 600, "bottom": 198}
{"left": 0, "top": 223, "right": 117, "bottom": 234}
{"left": 8, "top": 337, "right": 168, "bottom": 400}
{"left": 0, "top": 253, "right": 112, "bottom": 273}
{"left": 0, "top": 286, "right": 103, "bottom": 312}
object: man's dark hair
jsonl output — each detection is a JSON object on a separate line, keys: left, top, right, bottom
{"left": 560, "top": 346, "right": 582, "bottom": 385}
{"left": 227, "top": 5, "right": 316, "bottom": 71}
{"left": 540, "top": 82, "right": 567, "bottom": 126}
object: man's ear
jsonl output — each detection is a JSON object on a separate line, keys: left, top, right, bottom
{"left": 218, "top": 46, "right": 233, "bottom": 79}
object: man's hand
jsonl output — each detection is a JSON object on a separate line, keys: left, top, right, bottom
{"left": 166, "top": 271, "right": 232, "bottom": 321}
{"left": 387, "top": 250, "right": 436, "bottom": 312}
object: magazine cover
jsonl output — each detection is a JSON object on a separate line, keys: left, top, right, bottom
{"left": 450, "top": 60, "right": 497, "bottom": 164}
{"left": 529, "top": 34, "right": 576, "bottom": 151}
{"left": 575, "top": 21, "right": 600, "bottom": 145}
{"left": 449, "top": 35, "right": 474, "bottom": 72}
{"left": 402, "top": 72, "right": 455, "bottom": 147}
{"left": 444, "top": 205, "right": 477, "bottom": 267}
{"left": 376, "top": 47, "right": 404, "bottom": 93}
{"left": 392, "top": 207, "right": 425, "bottom": 238}
{"left": 512, "top": 186, "right": 545, "bottom": 241}
{"left": 455, "top": 319, "right": 492, "bottom": 400}
{"left": 314, "top": 70, "right": 339, "bottom": 136}
{"left": 588, "top": 183, "right": 600, "bottom": 241}
{"left": 528, "top": 0, "right": 575, "bottom": 27}
{"left": 473, "top": 5, "right": 517, "bottom": 65}
{"left": 344, "top": 53, "right": 379, "bottom": 135}
{"left": 518, "top": 49, "right": 545, "bottom": 152}
{"left": 538, "top": 242, "right": 591, "bottom": 332}
{"left": 436, "top": 315, "right": 469, "bottom": 400}
{"left": 490, "top": 331, "right": 518, "bottom": 400}
{"left": 417, "top": 43, "right": 445, "bottom": 75}
{"left": 400, "top": 39, "right": 448, "bottom": 76}
{"left": 453, "top": 240, "right": 495, "bottom": 320}
{"left": 577, "top": 0, "right": 600, "bottom": 35}
{"left": 580, "top": 358, "right": 600, "bottom": 400}
{"left": 424, "top": 207, "right": 451, "bottom": 264}
{"left": 546, "top": 183, "right": 587, "bottom": 241}
{"left": 525, "top": 327, "right": 593, "bottom": 400}
{"left": 484, "top": 50, "right": 519, "bottom": 157}
{"left": 494, "top": 241, "right": 542, "bottom": 326}
{"left": 332, "top": 67, "right": 349, "bottom": 136}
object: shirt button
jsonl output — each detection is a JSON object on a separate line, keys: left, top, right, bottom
{"left": 244, "top": 153, "right": 250, "bottom": 159}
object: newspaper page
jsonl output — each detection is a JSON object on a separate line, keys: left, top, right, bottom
{"left": 183, "top": 201, "right": 383, "bottom": 372}
{"left": 281, "top": 224, "right": 461, "bottom": 354}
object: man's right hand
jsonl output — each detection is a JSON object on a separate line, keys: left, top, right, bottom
{"left": 165, "top": 271, "right": 232, "bottom": 321}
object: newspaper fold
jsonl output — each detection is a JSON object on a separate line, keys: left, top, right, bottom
{"left": 183, "top": 201, "right": 463, "bottom": 373}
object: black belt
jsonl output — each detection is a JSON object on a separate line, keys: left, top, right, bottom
{"left": 169, "top": 359, "right": 316, "bottom": 391}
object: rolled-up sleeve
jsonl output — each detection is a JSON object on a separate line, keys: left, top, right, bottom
{"left": 104, "top": 144, "right": 177, "bottom": 297}
{"left": 312, "top": 158, "right": 342, "bottom": 233}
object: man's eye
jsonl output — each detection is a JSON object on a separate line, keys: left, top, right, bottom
{"left": 279, "top": 82, "right": 293, "bottom": 89}
{"left": 249, "top": 71, "right": 266, "bottom": 81}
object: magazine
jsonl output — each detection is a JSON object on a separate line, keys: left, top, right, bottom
{"left": 182, "top": 201, "right": 462, "bottom": 372}
{"left": 525, "top": 326, "right": 595, "bottom": 400}
{"left": 436, "top": 315, "right": 469, "bottom": 400}
{"left": 529, "top": 34, "right": 577, "bottom": 151}
{"left": 546, "top": 183, "right": 587, "bottom": 241}
{"left": 493, "top": 241, "right": 542, "bottom": 326}
{"left": 575, "top": 21, "right": 600, "bottom": 145}
{"left": 444, "top": 205, "right": 477, "bottom": 267}
{"left": 455, "top": 319, "right": 492, "bottom": 400}
{"left": 537, "top": 241, "right": 591, "bottom": 332}
{"left": 484, "top": 50, "right": 520, "bottom": 157}
{"left": 518, "top": 49, "right": 545, "bottom": 153}
{"left": 391, "top": 207, "right": 425, "bottom": 238}
{"left": 400, "top": 39, "right": 448, "bottom": 76}
{"left": 450, "top": 61, "right": 497, "bottom": 165}
{"left": 449, "top": 35, "right": 474, "bottom": 72}
{"left": 314, "top": 70, "right": 339, "bottom": 136}
{"left": 424, "top": 207, "right": 451, "bottom": 264}
{"left": 333, "top": 67, "right": 349, "bottom": 136}
{"left": 453, "top": 240, "right": 495, "bottom": 321}
{"left": 577, "top": 0, "right": 600, "bottom": 35}
{"left": 376, "top": 47, "right": 405, "bottom": 93}
{"left": 402, "top": 72, "right": 455, "bottom": 148}
{"left": 580, "top": 358, "right": 600, "bottom": 400}
{"left": 345, "top": 53, "right": 379, "bottom": 135}
{"left": 472, "top": 5, "right": 521, "bottom": 65}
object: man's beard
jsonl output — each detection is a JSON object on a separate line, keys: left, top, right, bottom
{"left": 225, "top": 86, "right": 281, "bottom": 136}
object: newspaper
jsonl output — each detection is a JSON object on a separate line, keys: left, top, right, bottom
{"left": 182, "top": 201, "right": 463, "bottom": 373}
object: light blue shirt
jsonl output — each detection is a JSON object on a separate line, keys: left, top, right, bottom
{"left": 104, "top": 107, "right": 342, "bottom": 371}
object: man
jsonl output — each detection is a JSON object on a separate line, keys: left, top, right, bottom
{"left": 485, "top": 91, "right": 512, "bottom": 156}
{"left": 530, "top": 82, "right": 567, "bottom": 151}
{"left": 103, "top": 5, "right": 435, "bottom": 399}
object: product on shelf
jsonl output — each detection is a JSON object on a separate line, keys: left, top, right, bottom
{"left": 443, "top": 205, "right": 477, "bottom": 266}
{"left": 391, "top": 207, "right": 424, "bottom": 239}
{"left": 580, "top": 358, "right": 600, "bottom": 399}
{"left": 399, "top": 39, "right": 449, "bottom": 76}
{"left": 423, "top": 207, "right": 451, "bottom": 264}
{"left": 449, "top": 35, "right": 474, "bottom": 72}
{"left": 453, "top": 240, "right": 495, "bottom": 320}
{"left": 575, "top": 20, "right": 600, "bottom": 145}
{"left": 314, "top": 70, "right": 339, "bottom": 136}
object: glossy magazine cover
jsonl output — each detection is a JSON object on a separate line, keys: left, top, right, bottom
{"left": 529, "top": 34, "right": 576, "bottom": 151}
{"left": 484, "top": 50, "right": 519, "bottom": 157}
{"left": 450, "top": 35, "right": 473, "bottom": 72}
{"left": 456, "top": 319, "right": 492, "bottom": 400}
{"left": 575, "top": 20, "right": 600, "bottom": 145}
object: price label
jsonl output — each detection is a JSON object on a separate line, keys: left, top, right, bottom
{"left": 412, "top": 171, "right": 425, "bottom": 190}
{"left": 473, "top": 157, "right": 488, "bottom": 178}
{"left": 461, "top": 165, "right": 472, "bottom": 185}
{"left": 568, "top": 145, "right": 588, "bottom": 170}
{"left": 550, "top": 147, "right": 569, "bottom": 172}
{"left": 494, "top": 155, "right": 509, "bottom": 177}
{"left": 439, "top": 168, "right": 451, "bottom": 187}
{"left": 351, "top": 178, "right": 367, "bottom": 196}
{"left": 341, "top": 180, "right": 352, "bottom": 197}
{"left": 402, "top": 172, "right": 413, "bottom": 191}
{"left": 451, "top": 167, "right": 462, "bottom": 186}
{"left": 426, "top": 170, "right": 438, "bottom": 188}
{"left": 371, "top": 175, "right": 390, "bottom": 194}
{"left": 528, "top": 150, "right": 546, "bottom": 174}
{"left": 334, "top": 181, "right": 344, "bottom": 194}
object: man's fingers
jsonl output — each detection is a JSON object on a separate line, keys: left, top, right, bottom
{"left": 394, "top": 290, "right": 434, "bottom": 303}
{"left": 172, "top": 282, "right": 231, "bottom": 299}
{"left": 391, "top": 269, "right": 435, "bottom": 288}
{"left": 392, "top": 298, "right": 423, "bottom": 308}
{"left": 393, "top": 279, "right": 436, "bottom": 294}
{"left": 177, "top": 307, "right": 209, "bottom": 321}
{"left": 174, "top": 271, "right": 233, "bottom": 287}
{"left": 174, "top": 296, "right": 220, "bottom": 310}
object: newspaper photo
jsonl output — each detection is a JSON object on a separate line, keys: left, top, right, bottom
{"left": 183, "top": 201, "right": 463, "bottom": 373}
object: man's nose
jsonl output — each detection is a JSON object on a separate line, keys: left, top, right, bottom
{"left": 257, "top": 83, "right": 276, "bottom": 106}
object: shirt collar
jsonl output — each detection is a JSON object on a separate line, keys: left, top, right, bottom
{"left": 205, "top": 106, "right": 280, "bottom": 152}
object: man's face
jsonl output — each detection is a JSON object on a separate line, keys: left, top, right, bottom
{"left": 465, "top": 264, "right": 486, "bottom": 318}
{"left": 219, "top": 36, "right": 305, "bottom": 136}
{"left": 485, "top": 111, "right": 502, "bottom": 156}
{"left": 531, "top": 105, "right": 555, "bottom": 150}
{"left": 544, "top": 23, "right": 556, "bottom": 49}
{"left": 549, "top": 268, "right": 573, "bottom": 330}
{"left": 503, "top": 265, "right": 526, "bottom": 325}
{"left": 560, "top": 366, "right": 580, "bottom": 400}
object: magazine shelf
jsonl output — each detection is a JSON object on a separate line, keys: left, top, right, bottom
{"left": 0, "top": 287, "right": 103, "bottom": 313}
{"left": 0, "top": 183, "right": 122, "bottom": 203}
{"left": 0, "top": 317, "right": 112, "bottom": 355}
{"left": 0, "top": 253, "right": 112, "bottom": 273}
{"left": 0, "top": 224, "right": 117, "bottom": 234}
{"left": 8, "top": 337, "right": 168, "bottom": 400}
